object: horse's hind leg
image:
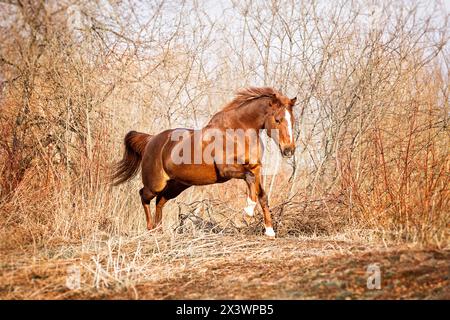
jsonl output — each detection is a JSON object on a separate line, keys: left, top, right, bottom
{"left": 154, "top": 181, "right": 190, "bottom": 228}
{"left": 140, "top": 187, "right": 155, "bottom": 230}
{"left": 154, "top": 195, "right": 167, "bottom": 229}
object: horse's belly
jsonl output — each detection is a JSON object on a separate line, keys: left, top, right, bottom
{"left": 165, "top": 164, "right": 219, "bottom": 185}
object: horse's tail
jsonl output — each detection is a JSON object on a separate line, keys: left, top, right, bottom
{"left": 112, "top": 131, "right": 152, "bottom": 186}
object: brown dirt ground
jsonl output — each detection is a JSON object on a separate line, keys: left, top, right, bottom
{"left": 1, "top": 237, "right": 449, "bottom": 300}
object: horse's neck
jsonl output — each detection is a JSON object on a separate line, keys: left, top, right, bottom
{"left": 207, "top": 100, "right": 268, "bottom": 131}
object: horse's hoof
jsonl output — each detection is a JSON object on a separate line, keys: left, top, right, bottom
{"left": 265, "top": 227, "right": 276, "bottom": 238}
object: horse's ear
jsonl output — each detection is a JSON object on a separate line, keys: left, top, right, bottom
{"left": 270, "top": 94, "right": 280, "bottom": 106}
{"left": 290, "top": 97, "right": 297, "bottom": 106}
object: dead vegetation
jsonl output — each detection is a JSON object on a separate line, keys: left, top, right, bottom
{"left": 0, "top": 0, "right": 449, "bottom": 299}
{"left": 2, "top": 232, "right": 449, "bottom": 299}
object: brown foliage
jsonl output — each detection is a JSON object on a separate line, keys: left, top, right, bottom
{"left": 0, "top": 2, "right": 448, "bottom": 295}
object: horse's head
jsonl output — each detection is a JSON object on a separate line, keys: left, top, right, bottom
{"left": 265, "top": 95, "right": 297, "bottom": 158}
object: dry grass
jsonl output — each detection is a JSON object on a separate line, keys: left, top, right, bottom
{"left": 1, "top": 231, "right": 449, "bottom": 299}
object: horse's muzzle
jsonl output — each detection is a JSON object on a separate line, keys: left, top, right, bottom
{"left": 281, "top": 147, "right": 294, "bottom": 158}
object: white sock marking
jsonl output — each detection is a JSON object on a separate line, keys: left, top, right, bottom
{"left": 285, "top": 109, "right": 293, "bottom": 143}
{"left": 244, "top": 197, "right": 257, "bottom": 216}
{"left": 265, "top": 227, "right": 275, "bottom": 237}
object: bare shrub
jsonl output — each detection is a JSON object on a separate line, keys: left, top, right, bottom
{"left": 0, "top": 0, "right": 448, "bottom": 255}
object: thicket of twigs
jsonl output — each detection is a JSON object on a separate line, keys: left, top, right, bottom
{"left": 0, "top": 0, "right": 448, "bottom": 252}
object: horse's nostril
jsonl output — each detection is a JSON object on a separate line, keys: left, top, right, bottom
{"left": 283, "top": 148, "right": 293, "bottom": 157}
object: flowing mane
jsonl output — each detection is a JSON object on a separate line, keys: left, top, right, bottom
{"left": 221, "top": 87, "right": 282, "bottom": 111}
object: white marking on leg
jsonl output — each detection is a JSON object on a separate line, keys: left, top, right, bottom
{"left": 244, "top": 197, "right": 257, "bottom": 217}
{"left": 265, "top": 227, "right": 275, "bottom": 237}
{"left": 285, "top": 109, "right": 293, "bottom": 143}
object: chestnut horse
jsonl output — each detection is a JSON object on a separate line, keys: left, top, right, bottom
{"left": 112, "top": 87, "right": 297, "bottom": 237}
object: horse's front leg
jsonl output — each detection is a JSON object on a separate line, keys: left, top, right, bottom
{"left": 217, "top": 164, "right": 257, "bottom": 217}
{"left": 244, "top": 168, "right": 275, "bottom": 238}
{"left": 257, "top": 182, "right": 275, "bottom": 238}
{"left": 243, "top": 171, "right": 257, "bottom": 218}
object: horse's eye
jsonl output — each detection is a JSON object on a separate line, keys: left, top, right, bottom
{"left": 275, "top": 118, "right": 281, "bottom": 124}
